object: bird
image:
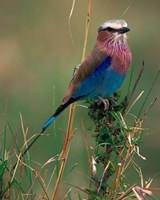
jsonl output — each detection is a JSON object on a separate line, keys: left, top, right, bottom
{"left": 41, "top": 19, "right": 132, "bottom": 133}
{"left": 10, "top": 19, "right": 132, "bottom": 172}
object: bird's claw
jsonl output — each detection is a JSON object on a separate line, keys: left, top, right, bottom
{"left": 98, "top": 97, "right": 109, "bottom": 111}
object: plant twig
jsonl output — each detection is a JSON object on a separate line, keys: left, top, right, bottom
{"left": 97, "top": 161, "right": 111, "bottom": 195}
{"left": 125, "top": 91, "right": 144, "bottom": 115}
{"left": 113, "top": 163, "right": 122, "bottom": 200}
{"left": 123, "top": 61, "right": 144, "bottom": 115}
{"left": 137, "top": 69, "right": 160, "bottom": 118}
{"left": 138, "top": 97, "right": 157, "bottom": 122}
{"left": 82, "top": 119, "right": 92, "bottom": 196}
{"left": 51, "top": 1, "right": 91, "bottom": 199}
{"left": 68, "top": 0, "right": 76, "bottom": 46}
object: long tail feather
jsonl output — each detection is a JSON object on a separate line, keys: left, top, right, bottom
{"left": 41, "top": 97, "right": 76, "bottom": 133}
{"left": 11, "top": 97, "right": 77, "bottom": 172}
{"left": 41, "top": 115, "right": 57, "bottom": 133}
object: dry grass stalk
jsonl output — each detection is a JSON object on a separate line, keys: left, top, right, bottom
{"left": 51, "top": 1, "right": 92, "bottom": 199}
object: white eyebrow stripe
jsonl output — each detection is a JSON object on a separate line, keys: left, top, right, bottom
{"left": 99, "top": 19, "right": 128, "bottom": 31}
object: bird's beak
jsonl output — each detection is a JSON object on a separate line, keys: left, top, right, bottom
{"left": 118, "top": 27, "right": 130, "bottom": 34}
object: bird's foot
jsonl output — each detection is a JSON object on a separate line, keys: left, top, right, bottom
{"left": 98, "top": 97, "right": 109, "bottom": 111}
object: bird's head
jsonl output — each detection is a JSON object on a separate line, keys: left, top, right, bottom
{"left": 97, "top": 19, "right": 130, "bottom": 44}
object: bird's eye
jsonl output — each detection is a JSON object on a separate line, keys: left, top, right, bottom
{"left": 106, "top": 27, "right": 117, "bottom": 32}
{"left": 98, "top": 26, "right": 118, "bottom": 33}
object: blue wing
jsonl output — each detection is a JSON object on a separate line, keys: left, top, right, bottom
{"left": 73, "top": 56, "right": 112, "bottom": 98}
{"left": 73, "top": 56, "right": 126, "bottom": 99}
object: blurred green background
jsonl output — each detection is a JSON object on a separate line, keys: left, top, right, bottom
{"left": 0, "top": 0, "right": 160, "bottom": 198}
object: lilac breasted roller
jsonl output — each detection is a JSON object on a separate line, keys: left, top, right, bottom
{"left": 42, "top": 19, "right": 132, "bottom": 133}
{"left": 10, "top": 19, "right": 132, "bottom": 172}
